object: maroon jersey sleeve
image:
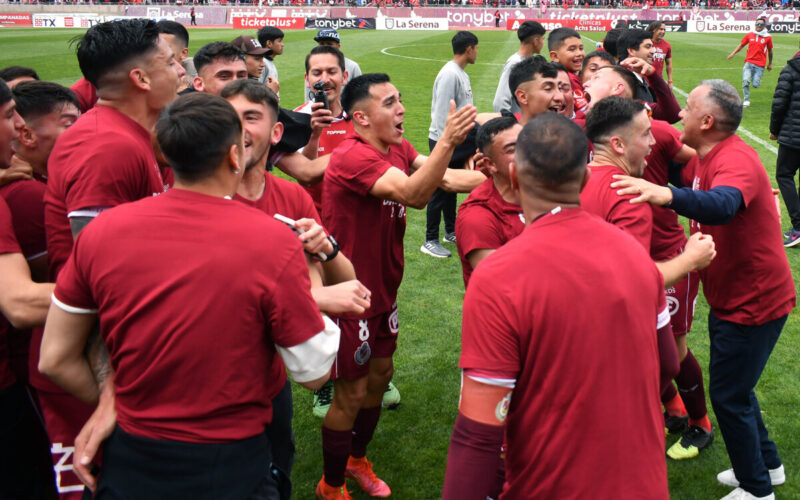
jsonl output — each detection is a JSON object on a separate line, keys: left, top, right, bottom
{"left": 609, "top": 196, "right": 654, "bottom": 253}
{"left": 262, "top": 238, "right": 326, "bottom": 349}
{"left": 457, "top": 205, "right": 507, "bottom": 258}
{"left": 338, "top": 147, "right": 395, "bottom": 196}
{"left": 52, "top": 229, "right": 97, "bottom": 311}
{"left": 460, "top": 267, "right": 521, "bottom": 375}
{"left": 1, "top": 180, "right": 47, "bottom": 259}
{"left": 64, "top": 143, "right": 156, "bottom": 213}
{"left": 708, "top": 148, "right": 760, "bottom": 207}
{"left": 0, "top": 198, "right": 21, "bottom": 254}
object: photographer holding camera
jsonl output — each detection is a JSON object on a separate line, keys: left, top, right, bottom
{"left": 294, "top": 46, "right": 353, "bottom": 215}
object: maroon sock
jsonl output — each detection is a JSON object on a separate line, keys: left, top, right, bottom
{"left": 675, "top": 349, "right": 708, "bottom": 421}
{"left": 322, "top": 426, "right": 352, "bottom": 487}
{"left": 661, "top": 381, "right": 678, "bottom": 405}
{"left": 350, "top": 406, "right": 381, "bottom": 459}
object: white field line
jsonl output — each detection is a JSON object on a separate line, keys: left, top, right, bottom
{"left": 580, "top": 34, "right": 778, "bottom": 156}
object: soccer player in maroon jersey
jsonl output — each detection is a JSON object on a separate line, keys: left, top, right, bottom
{"left": 648, "top": 21, "right": 673, "bottom": 89}
{"left": 613, "top": 79, "right": 795, "bottom": 500}
{"left": 42, "top": 20, "right": 184, "bottom": 498}
{"left": 508, "top": 56, "right": 565, "bottom": 125}
{"left": 317, "top": 73, "right": 475, "bottom": 499}
{"left": 39, "top": 92, "right": 338, "bottom": 498}
{"left": 0, "top": 77, "right": 59, "bottom": 500}
{"left": 727, "top": 17, "right": 773, "bottom": 107}
{"left": 221, "top": 79, "right": 364, "bottom": 495}
{"left": 455, "top": 116, "right": 524, "bottom": 287}
{"left": 443, "top": 113, "right": 672, "bottom": 500}
{"left": 583, "top": 70, "right": 716, "bottom": 459}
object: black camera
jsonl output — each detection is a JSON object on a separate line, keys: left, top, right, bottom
{"left": 312, "top": 81, "right": 329, "bottom": 110}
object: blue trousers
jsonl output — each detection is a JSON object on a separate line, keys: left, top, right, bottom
{"left": 742, "top": 62, "right": 765, "bottom": 101}
{"left": 708, "top": 311, "right": 786, "bottom": 497}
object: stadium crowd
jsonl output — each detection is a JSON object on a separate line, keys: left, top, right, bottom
{"left": 0, "top": 15, "right": 795, "bottom": 500}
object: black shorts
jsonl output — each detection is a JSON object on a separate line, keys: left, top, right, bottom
{"left": 95, "top": 427, "right": 280, "bottom": 500}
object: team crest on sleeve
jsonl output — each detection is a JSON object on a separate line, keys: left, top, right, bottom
{"left": 495, "top": 392, "right": 512, "bottom": 423}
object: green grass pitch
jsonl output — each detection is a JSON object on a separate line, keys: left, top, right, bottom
{"left": 1, "top": 26, "right": 798, "bottom": 499}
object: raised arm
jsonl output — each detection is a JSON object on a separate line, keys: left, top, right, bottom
{"left": 369, "top": 102, "right": 476, "bottom": 209}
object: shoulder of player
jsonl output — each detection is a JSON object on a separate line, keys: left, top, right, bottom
{"left": 707, "top": 135, "right": 760, "bottom": 167}
{"left": 294, "top": 101, "right": 313, "bottom": 114}
{"left": 0, "top": 177, "right": 46, "bottom": 202}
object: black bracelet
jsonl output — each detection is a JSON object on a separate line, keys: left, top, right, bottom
{"left": 313, "top": 235, "right": 339, "bottom": 262}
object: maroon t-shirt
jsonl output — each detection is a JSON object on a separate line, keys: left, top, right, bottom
{"left": 0, "top": 177, "right": 47, "bottom": 386}
{"left": 322, "top": 133, "right": 418, "bottom": 319}
{"left": 235, "top": 171, "right": 322, "bottom": 225}
{"left": 40, "top": 105, "right": 166, "bottom": 392}
{"left": 645, "top": 119, "right": 687, "bottom": 261}
{"left": 0, "top": 178, "right": 47, "bottom": 260}
{"left": 45, "top": 105, "right": 167, "bottom": 281}
{"left": 685, "top": 135, "right": 795, "bottom": 324}
{"left": 461, "top": 207, "right": 668, "bottom": 500}
{"left": 0, "top": 197, "right": 21, "bottom": 391}
{"left": 54, "top": 189, "right": 324, "bottom": 443}
{"left": 455, "top": 178, "right": 525, "bottom": 288}
{"left": 581, "top": 164, "right": 653, "bottom": 252}
{"left": 235, "top": 171, "right": 323, "bottom": 392}
{"left": 651, "top": 38, "right": 672, "bottom": 78}
{"left": 295, "top": 102, "right": 354, "bottom": 215}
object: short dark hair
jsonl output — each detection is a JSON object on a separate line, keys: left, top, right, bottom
{"left": 756, "top": 16, "right": 767, "bottom": 23}
{"left": 647, "top": 20, "right": 665, "bottom": 33}
{"left": 595, "top": 65, "right": 640, "bottom": 100}
{"left": 515, "top": 113, "right": 587, "bottom": 187}
{"left": 156, "top": 20, "right": 189, "bottom": 49}
{"left": 508, "top": 56, "right": 558, "bottom": 104}
{"left": 257, "top": 26, "right": 284, "bottom": 45}
{"left": 617, "top": 29, "right": 652, "bottom": 61}
{"left": 193, "top": 42, "right": 245, "bottom": 76}
{"left": 602, "top": 28, "right": 626, "bottom": 57}
{"left": 305, "top": 45, "right": 345, "bottom": 74}
{"left": 12, "top": 81, "right": 79, "bottom": 121}
{"left": 220, "top": 78, "right": 279, "bottom": 121}
{"left": 76, "top": 19, "right": 160, "bottom": 88}
{"left": 547, "top": 27, "right": 581, "bottom": 52}
{"left": 341, "top": 73, "right": 391, "bottom": 117}
{"left": 0, "top": 66, "right": 40, "bottom": 83}
{"left": 585, "top": 96, "right": 645, "bottom": 144}
{"left": 452, "top": 31, "right": 479, "bottom": 55}
{"left": 156, "top": 93, "right": 242, "bottom": 183}
{"left": 0, "top": 80, "right": 11, "bottom": 106}
{"left": 582, "top": 50, "right": 616, "bottom": 73}
{"left": 518, "top": 20, "right": 546, "bottom": 42}
{"left": 701, "top": 79, "right": 742, "bottom": 133}
{"left": 476, "top": 116, "right": 519, "bottom": 154}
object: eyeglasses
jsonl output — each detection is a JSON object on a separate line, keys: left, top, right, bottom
{"left": 756, "top": 22, "right": 765, "bottom": 26}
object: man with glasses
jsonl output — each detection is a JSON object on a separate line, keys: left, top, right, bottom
{"left": 727, "top": 16, "right": 773, "bottom": 107}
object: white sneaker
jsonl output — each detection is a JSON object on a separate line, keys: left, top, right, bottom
{"left": 720, "top": 487, "right": 774, "bottom": 500}
{"left": 743, "top": 100, "right": 751, "bottom": 107}
{"left": 717, "top": 465, "right": 785, "bottom": 488}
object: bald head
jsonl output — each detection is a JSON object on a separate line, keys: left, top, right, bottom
{"left": 515, "top": 113, "right": 588, "bottom": 191}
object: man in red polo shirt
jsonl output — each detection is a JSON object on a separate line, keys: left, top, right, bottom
{"left": 443, "top": 113, "right": 670, "bottom": 500}
{"left": 727, "top": 17, "right": 772, "bottom": 107}
{"left": 317, "top": 73, "right": 475, "bottom": 499}
{"left": 295, "top": 46, "right": 354, "bottom": 215}
{"left": 455, "top": 116, "right": 524, "bottom": 287}
{"left": 613, "top": 79, "right": 795, "bottom": 500}
{"left": 39, "top": 92, "right": 337, "bottom": 498}
{"left": 42, "top": 19, "right": 183, "bottom": 499}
